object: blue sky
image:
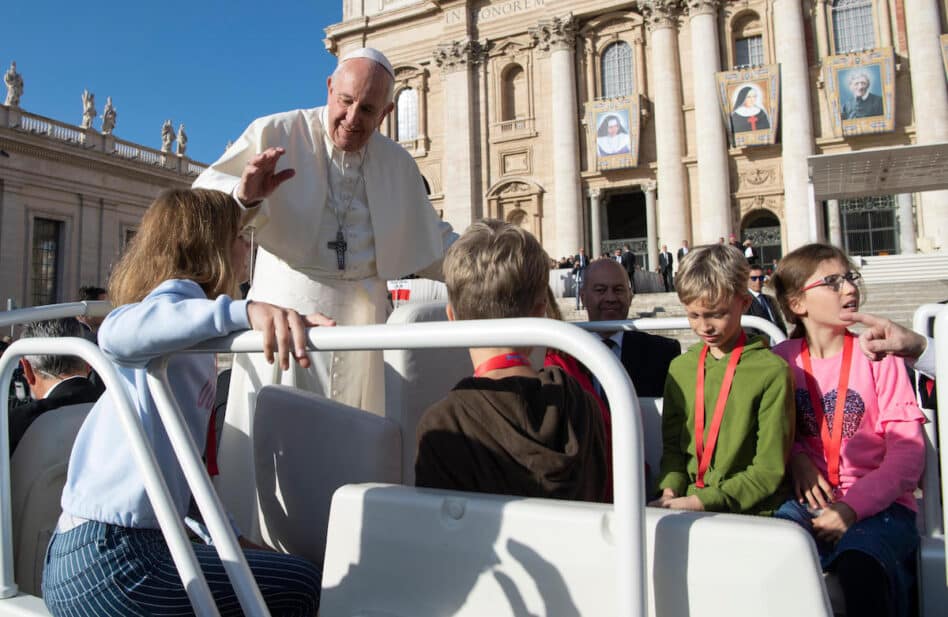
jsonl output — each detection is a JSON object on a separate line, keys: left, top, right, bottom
{"left": 2, "top": 1, "right": 343, "bottom": 164}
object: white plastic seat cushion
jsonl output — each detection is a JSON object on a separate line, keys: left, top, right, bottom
{"left": 252, "top": 386, "right": 400, "bottom": 565}
{"left": 320, "top": 483, "right": 832, "bottom": 617}
{"left": 10, "top": 402, "right": 94, "bottom": 596}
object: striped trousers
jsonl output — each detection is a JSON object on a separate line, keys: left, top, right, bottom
{"left": 42, "top": 521, "right": 321, "bottom": 616}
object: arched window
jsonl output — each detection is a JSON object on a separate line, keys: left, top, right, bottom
{"left": 396, "top": 88, "right": 418, "bottom": 142}
{"left": 832, "top": 0, "right": 875, "bottom": 53}
{"left": 502, "top": 64, "right": 527, "bottom": 121}
{"left": 732, "top": 12, "right": 764, "bottom": 67}
{"left": 601, "top": 42, "right": 634, "bottom": 98}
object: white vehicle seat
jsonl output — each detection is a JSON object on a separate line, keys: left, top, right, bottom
{"left": 320, "top": 483, "right": 832, "bottom": 617}
{"left": 10, "top": 403, "right": 93, "bottom": 596}
{"left": 384, "top": 302, "right": 474, "bottom": 484}
{"left": 252, "top": 386, "right": 400, "bottom": 565}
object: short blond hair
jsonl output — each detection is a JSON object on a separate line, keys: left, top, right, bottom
{"left": 675, "top": 244, "right": 749, "bottom": 307}
{"left": 444, "top": 219, "right": 550, "bottom": 320}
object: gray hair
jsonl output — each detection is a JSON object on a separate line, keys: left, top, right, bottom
{"left": 846, "top": 69, "right": 872, "bottom": 87}
{"left": 21, "top": 318, "right": 87, "bottom": 376}
{"left": 330, "top": 60, "right": 395, "bottom": 104}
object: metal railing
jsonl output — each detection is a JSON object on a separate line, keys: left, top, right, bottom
{"left": 577, "top": 315, "right": 787, "bottom": 345}
{"left": 0, "top": 301, "right": 111, "bottom": 330}
{"left": 933, "top": 308, "right": 948, "bottom": 585}
{"left": 914, "top": 304, "right": 946, "bottom": 538}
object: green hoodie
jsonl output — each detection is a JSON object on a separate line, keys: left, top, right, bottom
{"left": 657, "top": 336, "right": 794, "bottom": 515}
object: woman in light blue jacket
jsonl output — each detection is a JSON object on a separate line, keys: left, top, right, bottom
{"left": 43, "top": 188, "right": 332, "bottom": 616}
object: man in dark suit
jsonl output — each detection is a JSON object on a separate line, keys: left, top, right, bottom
{"left": 620, "top": 244, "right": 637, "bottom": 293}
{"left": 658, "top": 244, "right": 674, "bottom": 292}
{"left": 744, "top": 264, "right": 787, "bottom": 339}
{"left": 842, "top": 69, "right": 884, "bottom": 119}
{"left": 676, "top": 240, "right": 689, "bottom": 266}
{"left": 9, "top": 318, "right": 104, "bottom": 455}
{"left": 572, "top": 248, "right": 589, "bottom": 309}
{"left": 581, "top": 259, "right": 680, "bottom": 398}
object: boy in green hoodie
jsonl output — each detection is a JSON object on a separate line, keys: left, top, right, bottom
{"left": 650, "top": 244, "right": 793, "bottom": 515}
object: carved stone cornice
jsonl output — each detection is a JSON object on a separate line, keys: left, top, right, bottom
{"left": 528, "top": 15, "right": 578, "bottom": 52}
{"left": 637, "top": 0, "right": 683, "bottom": 31}
{"left": 641, "top": 179, "right": 657, "bottom": 193}
{"left": 433, "top": 39, "right": 487, "bottom": 73}
{"left": 684, "top": 0, "right": 721, "bottom": 18}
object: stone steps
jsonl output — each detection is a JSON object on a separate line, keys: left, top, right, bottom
{"left": 857, "top": 253, "right": 948, "bottom": 285}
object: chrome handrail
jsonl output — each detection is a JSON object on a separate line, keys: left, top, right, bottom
{"left": 933, "top": 309, "right": 948, "bottom": 585}
{"left": 0, "top": 301, "right": 111, "bottom": 330}
{"left": 0, "top": 337, "right": 221, "bottom": 616}
{"left": 576, "top": 315, "right": 788, "bottom": 344}
{"left": 150, "top": 318, "right": 649, "bottom": 617}
{"left": 913, "top": 304, "right": 944, "bottom": 537}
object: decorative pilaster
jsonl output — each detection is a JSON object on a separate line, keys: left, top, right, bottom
{"left": 905, "top": 0, "right": 948, "bottom": 251}
{"left": 774, "top": 0, "right": 816, "bottom": 248}
{"left": 532, "top": 14, "right": 583, "bottom": 257}
{"left": 638, "top": 0, "right": 690, "bottom": 250}
{"left": 642, "top": 180, "right": 659, "bottom": 271}
{"left": 826, "top": 199, "right": 843, "bottom": 247}
{"left": 897, "top": 193, "right": 917, "bottom": 254}
{"left": 686, "top": 0, "right": 732, "bottom": 243}
{"left": 435, "top": 39, "right": 485, "bottom": 229}
{"left": 589, "top": 188, "right": 603, "bottom": 256}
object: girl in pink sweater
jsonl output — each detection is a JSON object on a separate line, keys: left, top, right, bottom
{"left": 770, "top": 244, "right": 924, "bottom": 617}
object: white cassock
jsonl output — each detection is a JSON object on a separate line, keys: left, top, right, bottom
{"left": 194, "top": 106, "right": 455, "bottom": 538}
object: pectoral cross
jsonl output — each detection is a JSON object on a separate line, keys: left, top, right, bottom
{"left": 328, "top": 229, "right": 347, "bottom": 270}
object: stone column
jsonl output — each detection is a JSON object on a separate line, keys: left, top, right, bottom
{"left": 773, "top": 0, "right": 816, "bottom": 249}
{"left": 877, "top": 0, "right": 893, "bottom": 48}
{"left": 813, "top": 0, "right": 830, "bottom": 57}
{"left": 531, "top": 16, "right": 582, "bottom": 258}
{"left": 905, "top": 0, "right": 948, "bottom": 251}
{"left": 686, "top": 0, "right": 732, "bottom": 243}
{"left": 434, "top": 39, "right": 481, "bottom": 230}
{"left": 638, "top": 0, "right": 691, "bottom": 249}
{"left": 643, "top": 180, "right": 659, "bottom": 270}
{"left": 589, "top": 188, "right": 603, "bottom": 256}
{"left": 897, "top": 193, "right": 917, "bottom": 254}
{"left": 826, "top": 199, "right": 843, "bottom": 247}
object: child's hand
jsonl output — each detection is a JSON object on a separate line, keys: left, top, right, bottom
{"left": 665, "top": 495, "right": 704, "bottom": 512}
{"left": 789, "top": 453, "right": 834, "bottom": 510}
{"left": 247, "top": 301, "right": 336, "bottom": 370}
{"left": 648, "top": 488, "right": 677, "bottom": 507}
{"left": 812, "top": 502, "right": 856, "bottom": 544}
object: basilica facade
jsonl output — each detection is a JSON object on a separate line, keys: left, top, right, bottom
{"left": 325, "top": 0, "right": 948, "bottom": 269}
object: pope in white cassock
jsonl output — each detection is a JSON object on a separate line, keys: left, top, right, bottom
{"left": 193, "top": 48, "right": 456, "bottom": 539}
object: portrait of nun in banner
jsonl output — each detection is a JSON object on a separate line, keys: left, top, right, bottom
{"left": 730, "top": 84, "right": 770, "bottom": 133}
{"left": 596, "top": 111, "right": 632, "bottom": 156}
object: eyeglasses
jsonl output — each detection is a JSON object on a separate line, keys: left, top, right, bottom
{"left": 801, "top": 270, "right": 861, "bottom": 292}
{"left": 749, "top": 275, "right": 766, "bottom": 282}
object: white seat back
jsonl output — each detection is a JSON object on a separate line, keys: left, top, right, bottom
{"left": 252, "top": 386, "right": 400, "bottom": 565}
{"left": 320, "top": 484, "right": 832, "bottom": 617}
{"left": 384, "top": 302, "right": 473, "bottom": 484}
{"left": 10, "top": 402, "right": 94, "bottom": 595}
{"left": 639, "top": 397, "right": 664, "bottom": 489}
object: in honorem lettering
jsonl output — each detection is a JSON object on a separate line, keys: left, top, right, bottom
{"left": 445, "top": 0, "right": 545, "bottom": 25}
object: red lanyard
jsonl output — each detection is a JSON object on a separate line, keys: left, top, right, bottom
{"left": 694, "top": 332, "right": 746, "bottom": 488}
{"left": 800, "top": 334, "right": 854, "bottom": 487}
{"left": 474, "top": 353, "right": 531, "bottom": 377}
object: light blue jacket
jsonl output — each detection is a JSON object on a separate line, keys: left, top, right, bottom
{"left": 61, "top": 279, "right": 249, "bottom": 529}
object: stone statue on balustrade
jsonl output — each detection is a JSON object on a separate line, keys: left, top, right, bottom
{"left": 81, "top": 90, "right": 96, "bottom": 129}
{"left": 4, "top": 62, "right": 23, "bottom": 107}
{"left": 101, "top": 97, "right": 117, "bottom": 134}
{"left": 176, "top": 123, "right": 187, "bottom": 156}
{"left": 161, "top": 120, "right": 174, "bottom": 153}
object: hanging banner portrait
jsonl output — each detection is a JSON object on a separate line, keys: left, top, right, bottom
{"left": 715, "top": 65, "right": 780, "bottom": 148}
{"left": 823, "top": 48, "right": 895, "bottom": 137}
{"left": 585, "top": 95, "right": 640, "bottom": 170}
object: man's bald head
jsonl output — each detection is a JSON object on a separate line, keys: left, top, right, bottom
{"left": 326, "top": 57, "right": 395, "bottom": 151}
{"left": 582, "top": 258, "right": 632, "bottom": 323}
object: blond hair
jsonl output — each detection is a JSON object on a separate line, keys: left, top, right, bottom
{"left": 771, "top": 243, "right": 856, "bottom": 339}
{"left": 675, "top": 244, "right": 749, "bottom": 307}
{"left": 109, "top": 188, "right": 243, "bottom": 306}
{"left": 444, "top": 219, "right": 550, "bottom": 320}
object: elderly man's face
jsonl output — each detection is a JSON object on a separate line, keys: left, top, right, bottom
{"left": 849, "top": 77, "right": 870, "bottom": 99}
{"left": 326, "top": 58, "right": 394, "bottom": 152}
{"left": 582, "top": 261, "right": 632, "bottom": 322}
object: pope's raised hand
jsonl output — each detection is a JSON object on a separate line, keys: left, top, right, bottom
{"left": 236, "top": 147, "right": 296, "bottom": 205}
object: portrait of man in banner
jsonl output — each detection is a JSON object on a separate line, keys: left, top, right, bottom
{"left": 729, "top": 83, "right": 771, "bottom": 133}
{"left": 838, "top": 65, "right": 884, "bottom": 120}
{"left": 596, "top": 110, "right": 632, "bottom": 156}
